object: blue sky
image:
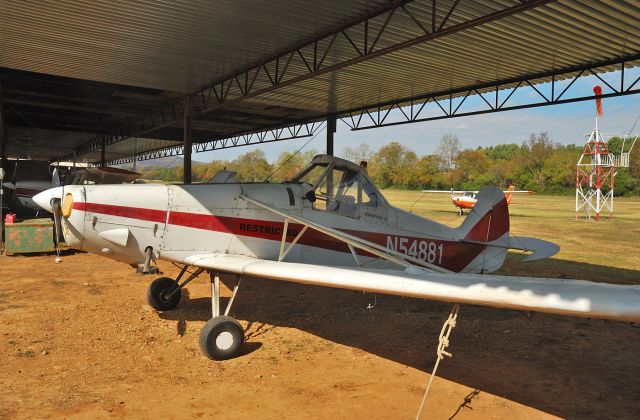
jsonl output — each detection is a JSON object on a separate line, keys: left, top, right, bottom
{"left": 193, "top": 70, "right": 640, "bottom": 163}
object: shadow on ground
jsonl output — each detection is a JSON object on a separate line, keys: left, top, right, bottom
{"left": 159, "top": 257, "right": 640, "bottom": 420}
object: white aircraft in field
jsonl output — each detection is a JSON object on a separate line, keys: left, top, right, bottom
{"left": 33, "top": 154, "right": 639, "bottom": 361}
{"left": 422, "top": 186, "right": 534, "bottom": 215}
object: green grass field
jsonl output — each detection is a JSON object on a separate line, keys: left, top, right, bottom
{"left": 382, "top": 190, "right": 640, "bottom": 284}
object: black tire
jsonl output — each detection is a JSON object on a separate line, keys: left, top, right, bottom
{"left": 199, "top": 316, "right": 245, "bottom": 360}
{"left": 147, "top": 277, "right": 181, "bottom": 311}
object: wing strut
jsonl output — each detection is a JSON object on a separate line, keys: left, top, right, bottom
{"left": 278, "top": 219, "right": 309, "bottom": 262}
{"left": 415, "top": 304, "right": 460, "bottom": 420}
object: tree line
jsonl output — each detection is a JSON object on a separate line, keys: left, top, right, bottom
{"left": 137, "top": 132, "right": 640, "bottom": 195}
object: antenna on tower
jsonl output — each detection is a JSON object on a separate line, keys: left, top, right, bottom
{"left": 611, "top": 113, "right": 639, "bottom": 168}
{"left": 575, "top": 86, "right": 614, "bottom": 221}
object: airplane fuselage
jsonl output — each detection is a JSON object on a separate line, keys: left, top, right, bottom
{"left": 452, "top": 196, "right": 476, "bottom": 210}
{"left": 57, "top": 182, "right": 503, "bottom": 274}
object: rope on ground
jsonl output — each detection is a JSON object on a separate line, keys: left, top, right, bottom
{"left": 415, "top": 304, "right": 460, "bottom": 420}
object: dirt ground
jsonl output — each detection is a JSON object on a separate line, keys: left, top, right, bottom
{"left": 1, "top": 250, "right": 639, "bottom": 419}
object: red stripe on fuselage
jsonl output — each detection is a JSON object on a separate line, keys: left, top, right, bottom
{"left": 73, "top": 202, "right": 166, "bottom": 224}
{"left": 74, "top": 202, "right": 486, "bottom": 272}
{"left": 169, "top": 211, "right": 303, "bottom": 241}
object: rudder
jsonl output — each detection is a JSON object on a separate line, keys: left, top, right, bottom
{"left": 457, "top": 186, "right": 510, "bottom": 273}
{"left": 505, "top": 185, "right": 515, "bottom": 205}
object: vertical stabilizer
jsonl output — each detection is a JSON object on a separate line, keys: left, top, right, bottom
{"left": 505, "top": 185, "right": 515, "bottom": 205}
{"left": 457, "top": 186, "right": 510, "bottom": 273}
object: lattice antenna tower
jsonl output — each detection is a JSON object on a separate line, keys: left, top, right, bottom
{"left": 575, "top": 86, "right": 614, "bottom": 221}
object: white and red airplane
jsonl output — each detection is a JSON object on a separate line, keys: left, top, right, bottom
{"left": 33, "top": 154, "right": 639, "bottom": 361}
{"left": 422, "top": 186, "right": 534, "bottom": 215}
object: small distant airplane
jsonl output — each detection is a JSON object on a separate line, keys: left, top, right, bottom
{"left": 2, "top": 179, "right": 52, "bottom": 212}
{"left": 3, "top": 166, "right": 141, "bottom": 214}
{"left": 33, "top": 155, "right": 639, "bottom": 362}
{"left": 422, "top": 186, "right": 535, "bottom": 215}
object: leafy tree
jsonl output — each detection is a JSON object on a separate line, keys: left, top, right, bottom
{"left": 485, "top": 143, "right": 521, "bottom": 161}
{"left": 520, "top": 132, "right": 557, "bottom": 190}
{"left": 132, "top": 138, "right": 639, "bottom": 196}
{"left": 270, "top": 152, "right": 305, "bottom": 181}
{"left": 369, "top": 142, "right": 415, "bottom": 188}
{"left": 542, "top": 145, "right": 577, "bottom": 193}
{"left": 414, "top": 155, "right": 442, "bottom": 188}
{"left": 455, "top": 148, "right": 490, "bottom": 189}
{"left": 228, "top": 150, "right": 272, "bottom": 182}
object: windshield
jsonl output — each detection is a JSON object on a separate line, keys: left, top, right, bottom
{"left": 293, "top": 163, "right": 328, "bottom": 187}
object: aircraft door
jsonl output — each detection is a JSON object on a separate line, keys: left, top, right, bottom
{"left": 359, "top": 175, "right": 391, "bottom": 226}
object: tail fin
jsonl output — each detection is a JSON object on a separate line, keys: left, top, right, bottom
{"left": 505, "top": 185, "right": 514, "bottom": 205}
{"left": 457, "top": 187, "right": 510, "bottom": 273}
{"left": 458, "top": 186, "right": 510, "bottom": 243}
{"left": 456, "top": 186, "right": 559, "bottom": 273}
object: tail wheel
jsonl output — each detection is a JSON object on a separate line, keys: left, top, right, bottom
{"left": 199, "top": 316, "right": 245, "bottom": 360}
{"left": 147, "top": 277, "right": 181, "bottom": 311}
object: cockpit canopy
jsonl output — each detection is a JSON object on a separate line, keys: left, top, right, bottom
{"left": 290, "top": 155, "right": 384, "bottom": 218}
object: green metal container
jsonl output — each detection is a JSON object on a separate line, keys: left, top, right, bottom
{"left": 4, "top": 218, "right": 55, "bottom": 254}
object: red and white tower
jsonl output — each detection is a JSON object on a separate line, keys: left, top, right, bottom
{"left": 575, "top": 86, "right": 614, "bottom": 221}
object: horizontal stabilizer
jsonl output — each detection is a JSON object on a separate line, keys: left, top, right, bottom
{"left": 509, "top": 236, "right": 560, "bottom": 261}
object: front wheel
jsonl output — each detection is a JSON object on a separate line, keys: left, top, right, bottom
{"left": 147, "top": 277, "right": 181, "bottom": 311}
{"left": 199, "top": 316, "right": 245, "bottom": 360}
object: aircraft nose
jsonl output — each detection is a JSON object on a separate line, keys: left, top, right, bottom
{"left": 33, "top": 187, "right": 63, "bottom": 213}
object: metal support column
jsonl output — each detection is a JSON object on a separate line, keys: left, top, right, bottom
{"left": 327, "top": 114, "right": 336, "bottom": 156}
{"left": 211, "top": 272, "right": 220, "bottom": 317}
{"left": 100, "top": 139, "right": 106, "bottom": 167}
{"left": 0, "top": 82, "right": 6, "bottom": 172}
{"left": 0, "top": 82, "right": 6, "bottom": 246}
{"left": 183, "top": 95, "right": 192, "bottom": 184}
{"left": 132, "top": 138, "right": 137, "bottom": 172}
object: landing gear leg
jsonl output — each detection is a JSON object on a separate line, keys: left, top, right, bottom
{"left": 199, "top": 272, "right": 244, "bottom": 360}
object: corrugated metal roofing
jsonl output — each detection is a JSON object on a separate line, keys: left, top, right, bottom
{"left": 1, "top": 0, "right": 392, "bottom": 93}
{"left": 1, "top": 0, "right": 639, "bottom": 162}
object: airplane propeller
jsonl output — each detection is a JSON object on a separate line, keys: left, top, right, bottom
{"left": 7, "top": 160, "right": 18, "bottom": 204}
{"left": 50, "top": 196, "right": 63, "bottom": 260}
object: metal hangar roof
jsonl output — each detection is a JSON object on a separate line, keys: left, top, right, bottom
{"left": 1, "top": 0, "right": 639, "bottom": 164}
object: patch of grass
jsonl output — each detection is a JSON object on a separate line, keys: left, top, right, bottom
{"left": 383, "top": 190, "right": 640, "bottom": 279}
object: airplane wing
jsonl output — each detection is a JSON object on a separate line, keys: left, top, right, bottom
{"left": 80, "top": 167, "right": 141, "bottom": 184}
{"left": 184, "top": 253, "right": 640, "bottom": 322}
{"left": 421, "top": 189, "right": 534, "bottom": 194}
{"left": 421, "top": 190, "right": 467, "bottom": 194}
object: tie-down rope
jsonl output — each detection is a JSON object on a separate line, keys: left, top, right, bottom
{"left": 415, "top": 304, "right": 460, "bottom": 420}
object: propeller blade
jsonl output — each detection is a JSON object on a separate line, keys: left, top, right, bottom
{"left": 51, "top": 198, "right": 63, "bottom": 252}
{"left": 9, "top": 161, "right": 18, "bottom": 203}
{"left": 52, "top": 168, "right": 61, "bottom": 187}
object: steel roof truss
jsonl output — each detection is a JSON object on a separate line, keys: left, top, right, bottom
{"left": 70, "top": 0, "right": 558, "bottom": 163}
{"left": 345, "top": 55, "right": 640, "bottom": 131}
